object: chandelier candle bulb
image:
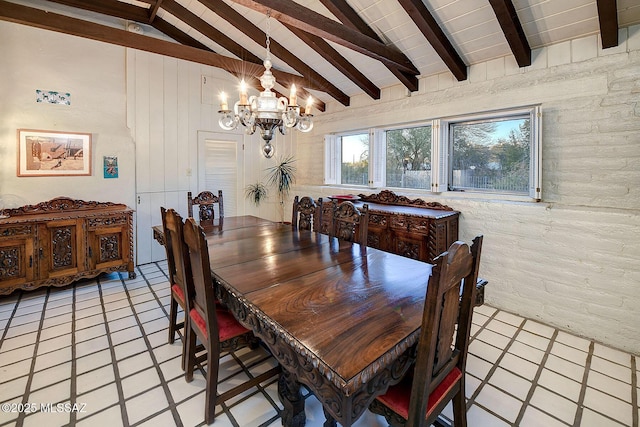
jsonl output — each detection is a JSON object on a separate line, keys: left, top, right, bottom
{"left": 239, "top": 80, "right": 248, "bottom": 105}
{"left": 305, "top": 97, "right": 313, "bottom": 115}
{"left": 219, "top": 92, "right": 228, "bottom": 111}
{"left": 289, "top": 84, "right": 297, "bottom": 106}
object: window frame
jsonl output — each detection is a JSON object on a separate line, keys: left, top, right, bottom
{"left": 325, "top": 105, "right": 542, "bottom": 200}
{"left": 434, "top": 105, "right": 541, "bottom": 200}
{"left": 381, "top": 121, "right": 434, "bottom": 191}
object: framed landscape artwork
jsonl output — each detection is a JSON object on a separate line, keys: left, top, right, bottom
{"left": 17, "top": 129, "right": 91, "bottom": 177}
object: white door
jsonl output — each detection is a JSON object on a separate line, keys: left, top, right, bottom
{"left": 197, "top": 131, "right": 244, "bottom": 217}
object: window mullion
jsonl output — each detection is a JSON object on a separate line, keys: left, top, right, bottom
{"left": 370, "top": 128, "right": 385, "bottom": 188}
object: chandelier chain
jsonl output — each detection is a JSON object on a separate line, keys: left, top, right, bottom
{"left": 265, "top": 10, "right": 271, "bottom": 55}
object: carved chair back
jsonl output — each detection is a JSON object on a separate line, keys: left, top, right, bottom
{"left": 161, "top": 207, "right": 192, "bottom": 305}
{"left": 160, "top": 207, "right": 192, "bottom": 360}
{"left": 317, "top": 199, "right": 334, "bottom": 235}
{"left": 187, "top": 190, "right": 224, "bottom": 231}
{"left": 370, "top": 236, "right": 483, "bottom": 427}
{"left": 329, "top": 200, "right": 369, "bottom": 245}
{"left": 181, "top": 217, "right": 262, "bottom": 423}
{"left": 291, "top": 196, "right": 322, "bottom": 231}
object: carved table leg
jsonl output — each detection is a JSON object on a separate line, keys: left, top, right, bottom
{"left": 278, "top": 370, "right": 306, "bottom": 427}
{"left": 322, "top": 406, "right": 338, "bottom": 427}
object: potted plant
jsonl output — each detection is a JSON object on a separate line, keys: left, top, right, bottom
{"left": 244, "top": 182, "right": 268, "bottom": 207}
{"left": 266, "top": 155, "right": 296, "bottom": 223}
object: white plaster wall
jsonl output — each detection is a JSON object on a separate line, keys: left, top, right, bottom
{"left": 0, "top": 21, "right": 135, "bottom": 208}
{"left": 295, "top": 28, "right": 640, "bottom": 354}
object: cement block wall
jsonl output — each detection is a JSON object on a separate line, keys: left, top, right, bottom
{"left": 296, "top": 27, "right": 640, "bottom": 354}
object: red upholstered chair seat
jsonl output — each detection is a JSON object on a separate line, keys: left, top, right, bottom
{"left": 171, "top": 284, "right": 185, "bottom": 304}
{"left": 189, "top": 307, "right": 250, "bottom": 343}
{"left": 367, "top": 237, "right": 483, "bottom": 427}
{"left": 375, "top": 367, "right": 463, "bottom": 421}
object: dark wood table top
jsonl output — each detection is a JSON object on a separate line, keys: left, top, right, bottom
{"left": 154, "top": 215, "right": 434, "bottom": 425}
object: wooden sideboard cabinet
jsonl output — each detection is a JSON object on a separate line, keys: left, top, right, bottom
{"left": 320, "top": 190, "right": 460, "bottom": 263}
{"left": 0, "top": 197, "right": 135, "bottom": 295}
{"left": 319, "top": 190, "right": 486, "bottom": 305}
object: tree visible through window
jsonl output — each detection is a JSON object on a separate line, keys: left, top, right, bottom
{"left": 341, "top": 134, "right": 369, "bottom": 186}
{"left": 386, "top": 126, "right": 431, "bottom": 189}
{"left": 450, "top": 117, "right": 530, "bottom": 194}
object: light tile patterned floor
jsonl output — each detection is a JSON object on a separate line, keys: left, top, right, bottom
{"left": 0, "top": 262, "right": 638, "bottom": 427}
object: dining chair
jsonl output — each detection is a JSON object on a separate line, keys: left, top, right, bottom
{"left": 160, "top": 207, "right": 191, "bottom": 369}
{"left": 329, "top": 199, "right": 369, "bottom": 245}
{"left": 181, "top": 217, "right": 280, "bottom": 424}
{"left": 317, "top": 198, "right": 333, "bottom": 235}
{"left": 291, "top": 195, "right": 322, "bottom": 231}
{"left": 187, "top": 190, "right": 224, "bottom": 231}
{"left": 368, "top": 235, "right": 483, "bottom": 427}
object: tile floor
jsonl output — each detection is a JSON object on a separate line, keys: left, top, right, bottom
{"left": 0, "top": 262, "right": 637, "bottom": 427}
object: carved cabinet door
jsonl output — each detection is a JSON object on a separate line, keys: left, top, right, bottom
{"left": 392, "top": 230, "right": 429, "bottom": 261}
{"left": 87, "top": 217, "right": 131, "bottom": 271}
{"left": 0, "top": 231, "right": 36, "bottom": 289}
{"left": 366, "top": 212, "right": 390, "bottom": 251}
{"left": 389, "top": 215, "right": 431, "bottom": 261}
{"left": 38, "top": 219, "right": 85, "bottom": 279}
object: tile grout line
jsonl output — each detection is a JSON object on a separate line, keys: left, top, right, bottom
{"left": 227, "top": 350, "right": 282, "bottom": 424}
{"left": 632, "top": 355, "right": 638, "bottom": 427}
{"left": 0, "top": 293, "right": 23, "bottom": 352}
{"left": 466, "top": 315, "right": 531, "bottom": 425}
{"left": 127, "top": 267, "right": 183, "bottom": 427}
{"left": 95, "top": 275, "right": 131, "bottom": 427}
{"left": 69, "top": 283, "right": 78, "bottom": 425}
{"left": 466, "top": 310, "right": 517, "bottom": 404}
{"left": 15, "top": 289, "right": 51, "bottom": 427}
{"left": 0, "top": 292, "right": 24, "bottom": 427}
{"left": 513, "top": 328, "right": 559, "bottom": 426}
{"left": 572, "top": 340, "right": 594, "bottom": 426}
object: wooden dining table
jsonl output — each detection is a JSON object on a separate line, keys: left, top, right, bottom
{"left": 153, "top": 215, "right": 436, "bottom": 426}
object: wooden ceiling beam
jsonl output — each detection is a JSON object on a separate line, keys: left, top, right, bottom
{"left": 199, "top": 0, "right": 349, "bottom": 106}
{"left": 488, "top": 0, "right": 531, "bottom": 67}
{"left": 285, "top": 24, "right": 380, "bottom": 100}
{"left": 0, "top": 1, "right": 309, "bottom": 89}
{"left": 148, "top": 0, "right": 163, "bottom": 23}
{"left": 45, "top": 0, "right": 150, "bottom": 22}
{"left": 226, "top": 0, "right": 420, "bottom": 75}
{"left": 136, "top": 0, "right": 325, "bottom": 110}
{"left": 319, "top": 0, "right": 418, "bottom": 92}
{"left": 396, "top": 0, "right": 467, "bottom": 81}
{"left": 148, "top": 19, "right": 322, "bottom": 110}
{"left": 596, "top": 0, "right": 619, "bottom": 48}
{"left": 161, "top": 0, "right": 262, "bottom": 64}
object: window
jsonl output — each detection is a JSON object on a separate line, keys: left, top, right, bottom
{"left": 325, "top": 105, "right": 541, "bottom": 200}
{"left": 341, "top": 133, "right": 369, "bottom": 186}
{"left": 385, "top": 125, "right": 431, "bottom": 190}
{"left": 437, "top": 106, "right": 541, "bottom": 199}
{"left": 449, "top": 117, "right": 530, "bottom": 193}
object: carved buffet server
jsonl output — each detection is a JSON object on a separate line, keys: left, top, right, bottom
{"left": 319, "top": 190, "right": 486, "bottom": 305}
{"left": 0, "top": 197, "right": 135, "bottom": 295}
{"left": 320, "top": 190, "right": 460, "bottom": 262}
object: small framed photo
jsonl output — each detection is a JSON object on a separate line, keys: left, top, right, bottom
{"left": 17, "top": 129, "right": 91, "bottom": 177}
{"left": 103, "top": 156, "right": 118, "bottom": 179}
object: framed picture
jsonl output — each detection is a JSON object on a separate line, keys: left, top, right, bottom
{"left": 17, "top": 129, "right": 91, "bottom": 177}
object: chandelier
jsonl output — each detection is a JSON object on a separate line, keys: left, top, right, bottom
{"left": 218, "top": 12, "right": 313, "bottom": 158}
